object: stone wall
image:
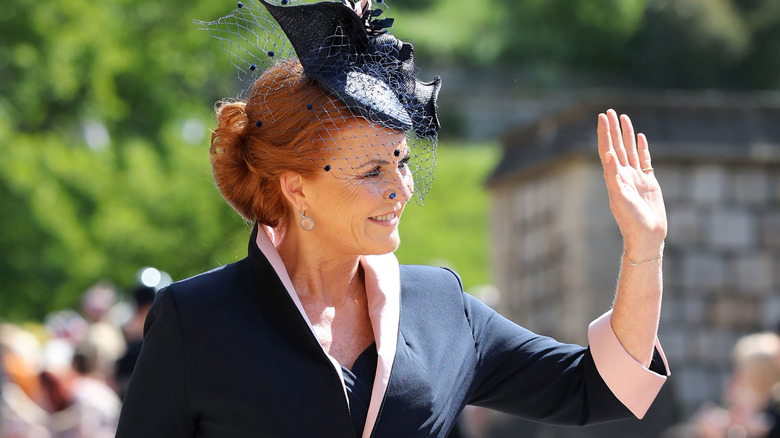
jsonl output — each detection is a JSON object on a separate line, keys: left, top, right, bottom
{"left": 491, "top": 156, "right": 622, "bottom": 346}
{"left": 657, "top": 160, "right": 780, "bottom": 412}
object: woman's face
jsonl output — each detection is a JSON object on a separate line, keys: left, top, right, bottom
{"left": 302, "top": 118, "right": 412, "bottom": 256}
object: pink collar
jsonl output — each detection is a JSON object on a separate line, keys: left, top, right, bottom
{"left": 255, "top": 227, "right": 400, "bottom": 438}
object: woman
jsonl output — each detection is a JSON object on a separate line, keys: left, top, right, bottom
{"left": 116, "top": 0, "right": 669, "bottom": 437}
{"left": 691, "top": 333, "right": 780, "bottom": 438}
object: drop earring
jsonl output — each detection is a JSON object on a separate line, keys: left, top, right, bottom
{"left": 300, "top": 210, "right": 315, "bottom": 231}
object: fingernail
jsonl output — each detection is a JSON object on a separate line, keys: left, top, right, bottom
{"left": 606, "top": 153, "right": 612, "bottom": 163}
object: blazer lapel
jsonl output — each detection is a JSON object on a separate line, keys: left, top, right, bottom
{"left": 360, "top": 253, "right": 401, "bottom": 438}
{"left": 253, "top": 225, "right": 349, "bottom": 401}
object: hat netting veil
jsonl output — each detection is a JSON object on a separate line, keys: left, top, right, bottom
{"left": 196, "top": 0, "right": 442, "bottom": 204}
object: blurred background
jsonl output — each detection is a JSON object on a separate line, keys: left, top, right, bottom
{"left": 2, "top": 0, "right": 780, "bottom": 436}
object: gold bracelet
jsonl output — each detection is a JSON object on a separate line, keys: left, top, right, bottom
{"left": 623, "top": 242, "right": 664, "bottom": 266}
{"left": 623, "top": 250, "right": 663, "bottom": 266}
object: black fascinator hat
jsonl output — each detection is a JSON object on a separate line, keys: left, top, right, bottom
{"left": 197, "top": 0, "right": 442, "bottom": 202}
{"left": 258, "top": 0, "right": 441, "bottom": 138}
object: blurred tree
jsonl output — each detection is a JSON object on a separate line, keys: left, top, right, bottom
{"left": 392, "top": 0, "right": 780, "bottom": 89}
{"left": 0, "top": 0, "right": 250, "bottom": 320}
{"left": 730, "top": 0, "right": 780, "bottom": 88}
{"left": 0, "top": 117, "right": 252, "bottom": 320}
{"left": 625, "top": 0, "right": 780, "bottom": 89}
{"left": 628, "top": 0, "right": 751, "bottom": 88}
{"left": 496, "top": 0, "right": 649, "bottom": 68}
{"left": 389, "top": 0, "right": 505, "bottom": 65}
{"left": 390, "top": 0, "right": 649, "bottom": 68}
{"left": 389, "top": 0, "right": 436, "bottom": 12}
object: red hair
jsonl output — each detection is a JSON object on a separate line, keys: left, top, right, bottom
{"left": 210, "top": 60, "right": 354, "bottom": 228}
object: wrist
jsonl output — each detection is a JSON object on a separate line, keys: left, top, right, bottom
{"left": 623, "top": 241, "right": 665, "bottom": 265}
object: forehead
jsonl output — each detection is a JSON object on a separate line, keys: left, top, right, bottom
{"left": 319, "top": 118, "right": 407, "bottom": 162}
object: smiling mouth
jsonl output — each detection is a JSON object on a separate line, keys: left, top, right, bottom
{"left": 370, "top": 213, "right": 395, "bottom": 221}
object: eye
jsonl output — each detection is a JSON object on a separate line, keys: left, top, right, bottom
{"left": 398, "top": 154, "right": 417, "bottom": 173}
{"left": 364, "top": 166, "right": 382, "bottom": 178}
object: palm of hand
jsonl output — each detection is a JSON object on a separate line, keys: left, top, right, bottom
{"left": 598, "top": 110, "right": 667, "bottom": 258}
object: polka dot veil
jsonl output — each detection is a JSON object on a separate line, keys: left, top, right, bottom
{"left": 195, "top": 0, "right": 442, "bottom": 203}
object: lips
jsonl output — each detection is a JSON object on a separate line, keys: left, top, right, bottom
{"left": 370, "top": 213, "right": 395, "bottom": 221}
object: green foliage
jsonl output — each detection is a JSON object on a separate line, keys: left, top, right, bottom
{"left": 729, "top": 0, "right": 780, "bottom": 88}
{"left": 0, "top": 116, "right": 250, "bottom": 320}
{"left": 495, "top": 0, "right": 649, "bottom": 67}
{"left": 390, "top": 0, "right": 505, "bottom": 65}
{"left": 389, "top": 0, "right": 436, "bottom": 12}
{"left": 391, "top": 0, "right": 780, "bottom": 89}
{"left": 628, "top": 0, "right": 751, "bottom": 87}
{"left": 0, "top": 0, "right": 250, "bottom": 320}
{"left": 390, "top": 0, "right": 649, "bottom": 67}
{"left": 395, "top": 143, "right": 499, "bottom": 292}
{"left": 0, "top": 0, "right": 232, "bottom": 137}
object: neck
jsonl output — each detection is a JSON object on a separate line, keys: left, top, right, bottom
{"left": 275, "top": 226, "right": 363, "bottom": 307}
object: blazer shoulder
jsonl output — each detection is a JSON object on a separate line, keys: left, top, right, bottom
{"left": 399, "top": 264, "right": 465, "bottom": 315}
{"left": 400, "top": 264, "right": 464, "bottom": 292}
{"left": 161, "top": 258, "right": 252, "bottom": 308}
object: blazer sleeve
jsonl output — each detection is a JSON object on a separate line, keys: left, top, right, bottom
{"left": 115, "top": 286, "right": 197, "bottom": 437}
{"left": 454, "top": 268, "right": 667, "bottom": 425}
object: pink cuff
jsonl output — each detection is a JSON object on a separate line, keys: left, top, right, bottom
{"left": 588, "top": 310, "right": 670, "bottom": 419}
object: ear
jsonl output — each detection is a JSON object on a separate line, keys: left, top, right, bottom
{"left": 279, "top": 171, "right": 308, "bottom": 211}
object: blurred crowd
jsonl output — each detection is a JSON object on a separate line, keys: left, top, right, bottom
{"left": 0, "top": 268, "right": 170, "bottom": 438}
{"left": 665, "top": 332, "right": 780, "bottom": 438}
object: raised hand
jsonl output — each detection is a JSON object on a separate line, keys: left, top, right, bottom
{"left": 597, "top": 109, "right": 667, "bottom": 262}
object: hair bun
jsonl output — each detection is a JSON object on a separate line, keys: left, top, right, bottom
{"left": 210, "top": 100, "right": 264, "bottom": 222}
{"left": 212, "top": 100, "right": 249, "bottom": 155}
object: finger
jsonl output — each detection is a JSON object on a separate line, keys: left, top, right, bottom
{"left": 597, "top": 113, "right": 614, "bottom": 167}
{"left": 607, "top": 109, "right": 629, "bottom": 166}
{"left": 620, "top": 114, "right": 640, "bottom": 169}
{"left": 637, "top": 133, "right": 653, "bottom": 173}
{"left": 602, "top": 144, "right": 622, "bottom": 198}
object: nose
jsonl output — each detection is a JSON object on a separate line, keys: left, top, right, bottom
{"left": 382, "top": 171, "right": 414, "bottom": 202}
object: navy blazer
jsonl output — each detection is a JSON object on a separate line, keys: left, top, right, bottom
{"left": 116, "top": 227, "right": 662, "bottom": 437}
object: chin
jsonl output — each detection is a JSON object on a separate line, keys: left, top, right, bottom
{"left": 386, "top": 231, "right": 402, "bottom": 252}
{"left": 366, "top": 235, "right": 401, "bottom": 255}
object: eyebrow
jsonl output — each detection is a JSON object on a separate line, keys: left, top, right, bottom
{"left": 357, "top": 151, "right": 410, "bottom": 168}
{"left": 358, "top": 159, "right": 391, "bottom": 168}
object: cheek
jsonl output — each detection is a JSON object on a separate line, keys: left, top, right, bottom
{"left": 322, "top": 181, "right": 376, "bottom": 220}
{"left": 346, "top": 178, "right": 389, "bottom": 201}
